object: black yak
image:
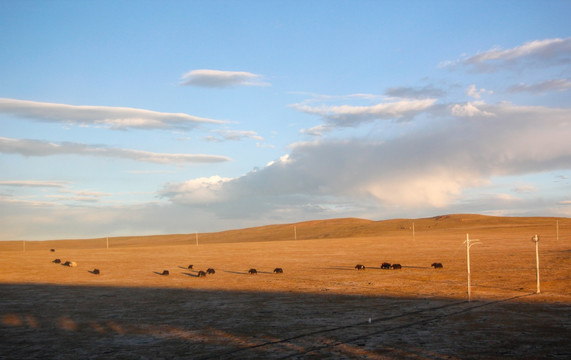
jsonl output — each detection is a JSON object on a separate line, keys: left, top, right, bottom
{"left": 52, "top": 259, "right": 61, "bottom": 264}
{"left": 50, "top": 249, "right": 55, "bottom": 252}
{"left": 161, "top": 270, "right": 169, "bottom": 275}
{"left": 391, "top": 264, "right": 402, "bottom": 270}
{"left": 197, "top": 270, "right": 206, "bottom": 277}
{"left": 92, "top": 269, "right": 100, "bottom": 275}
{"left": 355, "top": 264, "right": 366, "bottom": 270}
{"left": 62, "top": 261, "right": 77, "bottom": 267}
{"left": 207, "top": 268, "right": 215, "bottom": 274}
{"left": 381, "top": 262, "right": 391, "bottom": 269}
{"left": 188, "top": 264, "right": 193, "bottom": 270}
{"left": 248, "top": 268, "right": 257, "bottom": 275}
{"left": 273, "top": 267, "right": 283, "bottom": 274}
{"left": 431, "top": 262, "right": 443, "bottom": 269}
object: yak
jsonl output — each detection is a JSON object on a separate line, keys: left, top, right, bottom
{"left": 63, "top": 261, "right": 77, "bottom": 267}
{"left": 381, "top": 262, "right": 391, "bottom": 269}
{"left": 92, "top": 269, "right": 100, "bottom": 275}
{"left": 431, "top": 262, "right": 443, "bottom": 269}
{"left": 50, "top": 249, "right": 55, "bottom": 252}
{"left": 197, "top": 270, "right": 206, "bottom": 277}
{"left": 160, "top": 270, "right": 170, "bottom": 275}
{"left": 248, "top": 268, "right": 258, "bottom": 275}
{"left": 188, "top": 264, "right": 193, "bottom": 270}
{"left": 207, "top": 268, "right": 216, "bottom": 274}
{"left": 52, "top": 259, "right": 61, "bottom": 264}
{"left": 391, "top": 264, "right": 402, "bottom": 270}
{"left": 273, "top": 267, "right": 284, "bottom": 274}
{"left": 355, "top": 264, "right": 366, "bottom": 270}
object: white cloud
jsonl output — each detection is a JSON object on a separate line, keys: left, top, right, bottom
{"left": 180, "top": 69, "right": 270, "bottom": 87}
{"left": 0, "top": 98, "right": 225, "bottom": 130}
{"left": 508, "top": 78, "right": 571, "bottom": 94}
{"left": 0, "top": 136, "right": 231, "bottom": 164}
{"left": 466, "top": 84, "right": 493, "bottom": 99}
{"left": 161, "top": 176, "right": 233, "bottom": 204}
{"left": 450, "top": 102, "right": 495, "bottom": 117}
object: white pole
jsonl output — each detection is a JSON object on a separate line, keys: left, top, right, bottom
{"left": 106, "top": 237, "right": 109, "bottom": 249}
{"left": 466, "top": 234, "right": 471, "bottom": 302}
{"left": 294, "top": 226, "right": 297, "bottom": 240}
{"left": 532, "top": 235, "right": 540, "bottom": 294}
{"left": 195, "top": 232, "right": 198, "bottom": 246}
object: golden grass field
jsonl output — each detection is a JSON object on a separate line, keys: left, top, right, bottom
{"left": 1, "top": 214, "right": 570, "bottom": 359}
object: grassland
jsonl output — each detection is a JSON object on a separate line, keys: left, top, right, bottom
{"left": 1, "top": 214, "right": 569, "bottom": 359}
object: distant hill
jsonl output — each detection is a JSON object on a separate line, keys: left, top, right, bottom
{"left": 1, "top": 214, "right": 567, "bottom": 251}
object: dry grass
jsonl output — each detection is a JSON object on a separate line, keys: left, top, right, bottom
{"left": 1, "top": 214, "right": 570, "bottom": 359}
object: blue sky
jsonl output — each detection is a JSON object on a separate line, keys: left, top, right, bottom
{"left": 1, "top": 0, "right": 570, "bottom": 240}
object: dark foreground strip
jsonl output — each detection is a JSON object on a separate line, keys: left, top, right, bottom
{"left": 278, "top": 292, "right": 537, "bottom": 359}
{"left": 199, "top": 299, "right": 469, "bottom": 359}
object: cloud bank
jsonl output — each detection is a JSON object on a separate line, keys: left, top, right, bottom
{"left": 0, "top": 98, "right": 225, "bottom": 130}
{"left": 180, "top": 69, "right": 269, "bottom": 87}
{"left": 161, "top": 101, "right": 571, "bottom": 218}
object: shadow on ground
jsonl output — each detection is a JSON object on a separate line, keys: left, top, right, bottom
{"left": 1, "top": 283, "right": 569, "bottom": 359}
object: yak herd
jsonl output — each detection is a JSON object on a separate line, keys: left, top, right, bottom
{"left": 355, "top": 262, "right": 439, "bottom": 271}
{"left": 49, "top": 248, "right": 443, "bottom": 279}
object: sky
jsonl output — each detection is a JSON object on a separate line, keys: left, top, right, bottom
{"left": 1, "top": 1, "right": 570, "bottom": 241}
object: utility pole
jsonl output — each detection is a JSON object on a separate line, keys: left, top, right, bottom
{"left": 294, "top": 226, "right": 297, "bottom": 240}
{"left": 532, "top": 235, "right": 540, "bottom": 294}
{"left": 106, "top": 237, "right": 109, "bottom": 249}
{"left": 464, "top": 234, "right": 480, "bottom": 302}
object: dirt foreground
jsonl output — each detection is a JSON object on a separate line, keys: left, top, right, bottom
{"left": 1, "top": 215, "right": 570, "bottom": 359}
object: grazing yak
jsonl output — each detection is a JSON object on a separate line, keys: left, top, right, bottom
{"left": 248, "top": 268, "right": 258, "bottom": 275}
{"left": 381, "top": 262, "right": 391, "bottom": 270}
{"left": 160, "top": 270, "right": 169, "bottom": 275}
{"left": 355, "top": 264, "right": 366, "bottom": 270}
{"left": 50, "top": 249, "right": 55, "bottom": 252}
{"left": 187, "top": 264, "right": 193, "bottom": 270}
{"left": 273, "top": 267, "right": 284, "bottom": 274}
{"left": 207, "top": 268, "right": 216, "bottom": 274}
{"left": 431, "top": 262, "right": 443, "bottom": 269}
{"left": 92, "top": 269, "right": 100, "bottom": 275}
{"left": 391, "top": 264, "right": 402, "bottom": 270}
{"left": 197, "top": 270, "right": 206, "bottom": 277}
{"left": 62, "top": 261, "right": 77, "bottom": 267}
{"left": 52, "top": 259, "right": 61, "bottom": 264}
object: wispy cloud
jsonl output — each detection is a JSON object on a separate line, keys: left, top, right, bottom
{"left": 204, "top": 129, "right": 264, "bottom": 142}
{"left": 180, "top": 69, "right": 270, "bottom": 87}
{"left": 0, "top": 180, "right": 69, "bottom": 188}
{"left": 290, "top": 98, "right": 436, "bottom": 129}
{"left": 448, "top": 37, "right": 571, "bottom": 72}
{"left": 385, "top": 85, "right": 446, "bottom": 99}
{"left": 507, "top": 78, "right": 571, "bottom": 94}
{"left": 0, "top": 137, "right": 231, "bottom": 164}
{"left": 0, "top": 98, "right": 226, "bottom": 130}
